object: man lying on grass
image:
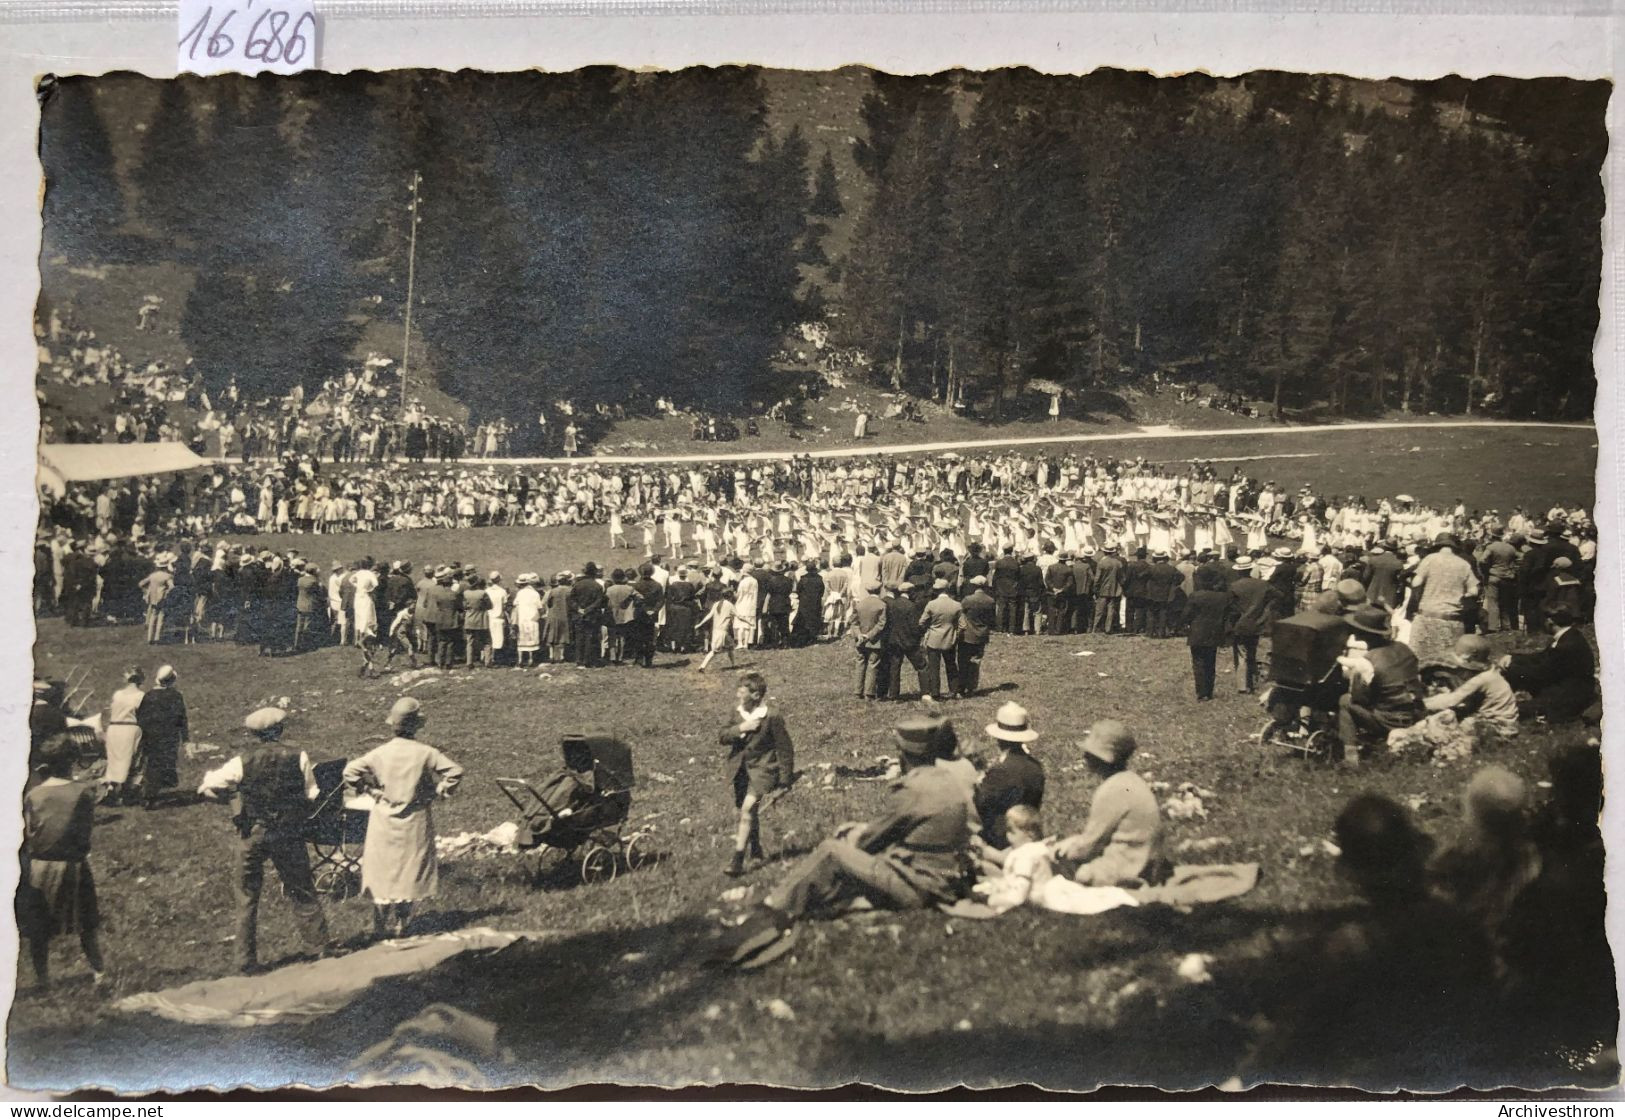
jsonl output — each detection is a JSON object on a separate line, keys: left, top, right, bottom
{"left": 709, "top": 713, "right": 973, "bottom": 969}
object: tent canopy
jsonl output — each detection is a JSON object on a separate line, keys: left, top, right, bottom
{"left": 38, "top": 442, "right": 210, "bottom": 496}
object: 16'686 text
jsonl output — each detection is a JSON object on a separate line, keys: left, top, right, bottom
{"left": 178, "top": 0, "right": 316, "bottom": 73}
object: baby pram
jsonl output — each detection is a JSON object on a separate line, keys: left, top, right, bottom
{"left": 304, "top": 757, "right": 369, "bottom": 898}
{"left": 1258, "top": 612, "right": 1349, "bottom": 763}
{"left": 496, "top": 736, "right": 653, "bottom": 886}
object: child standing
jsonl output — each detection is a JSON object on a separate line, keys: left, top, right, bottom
{"left": 17, "top": 737, "right": 106, "bottom": 991}
{"left": 696, "top": 590, "right": 737, "bottom": 672}
{"left": 718, "top": 672, "right": 795, "bottom": 877}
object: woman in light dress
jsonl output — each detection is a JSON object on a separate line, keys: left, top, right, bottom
{"left": 512, "top": 573, "right": 543, "bottom": 666}
{"left": 485, "top": 572, "right": 508, "bottom": 662}
{"left": 733, "top": 569, "right": 759, "bottom": 650}
{"left": 344, "top": 698, "right": 463, "bottom": 941}
{"left": 352, "top": 563, "right": 379, "bottom": 643}
{"left": 101, "top": 667, "right": 145, "bottom": 805}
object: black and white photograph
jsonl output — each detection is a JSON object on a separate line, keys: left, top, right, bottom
{"left": 10, "top": 46, "right": 1616, "bottom": 1095}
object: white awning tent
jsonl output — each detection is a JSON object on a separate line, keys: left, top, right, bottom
{"left": 37, "top": 442, "right": 211, "bottom": 497}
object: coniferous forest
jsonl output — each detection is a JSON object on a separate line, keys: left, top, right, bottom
{"left": 37, "top": 67, "right": 1607, "bottom": 426}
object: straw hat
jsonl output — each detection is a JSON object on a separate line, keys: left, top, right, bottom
{"left": 985, "top": 702, "right": 1038, "bottom": 744}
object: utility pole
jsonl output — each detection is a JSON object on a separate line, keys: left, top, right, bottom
{"left": 401, "top": 170, "right": 422, "bottom": 413}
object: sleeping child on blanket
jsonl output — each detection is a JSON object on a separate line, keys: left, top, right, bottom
{"left": 974, "top": 805, "right": 1137, "bottom": 916}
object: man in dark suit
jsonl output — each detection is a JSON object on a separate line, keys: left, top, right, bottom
{"left": 957, "top": 576, "right": 996, "bottom": 697}
{"left": 1069, "top": 550, "right": 1096, "bottom": 633}
{"left": 1043, "top": 553, "right": 1076, "bottom": 635}
{"left": 1228, "top": 557, "right": 1281, "bottom": 693}
{"left": 383, "top": 562, "right": 415, "bottom": 621}
{"left": 960, "top": 542, "right": 990, "bottom": 587}
{"left": 882, "top": 583, "right": 927, "bottom": 700}
{"left": 1092, "top": 544, "right": 1124, "bottom": 634}
{"left": 293, "top": 561, "right": 321, "bottom": 653}
{"left": 630, "top": 563, "right": 665, "bottom": 667}
{"left": 425, "top": 567, "right": 463, "bottom": 669}
{"left": 59, "top": 543, "right": 97, "bottom": 628}
{"left": 1144, "top": 550, "right": 1183, "bottom": 639}
{"left": 1017, "top": 553, "right": 1045, "bottom": 635}
{"left": 1362, "top": 542, "right": 1404, "bottom": 608}
{"left": 991, "top": 547, "right": 1022, "bottom": 634}
{"left": 762, "top": 562, "right": 794, "bottom": 649}
{"left": 1518, "top": 527, "right": 1577, "bottom": 635}
{"left": 663, "top": 567, "right": 698, "bottom": 653}
{"left": 568, "top": 563, "right": 608, "bottom": 668}
{"left": 1122, "top": 547, "right": 1152, "bottom": 635}
{"left": 852, "top": 580, "right": 889, "bottom": 699}
{"left": 974, "top": 702, "right": 1044, "bottom": 849}
{"left": 1501, "top": 605, "right": 1596, "bottom": 722}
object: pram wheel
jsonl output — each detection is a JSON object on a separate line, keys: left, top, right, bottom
{"left": 1258, "top": 718, "right": 1288, "bottom": 746}
{"left": 581, "top": 844, "right": 618, "bottom": 884}
{"left": 623, "top": 834, "right": 655, "bottom": 873}
{"left": 1303, "top": 730, "right": 1338, "bottom": 765}
{"left": 313, "top": 866, "right": 358, "bottom": 899}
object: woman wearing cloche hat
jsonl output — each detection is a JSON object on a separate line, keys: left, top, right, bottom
{"left": 343, "top": 698, "right": 464, "bottom": 940}
{"left": 1054, "top": 719, "right": 1165, "bottom": 887}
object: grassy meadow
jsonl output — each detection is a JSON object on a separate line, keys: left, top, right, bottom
{"left": 8, "top": 423, "right": 1607, "bottom": 1092}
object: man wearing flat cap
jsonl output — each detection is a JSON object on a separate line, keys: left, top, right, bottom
{"left": 919, "top": 579, "right": 963, "bottom": 701}
{"left": 851, "top": 580, "right": 888, "bottom": 700}
{"left": 957, "top": 576, "right": 997, "bottom": 697}
{"left": 711, "top": 714, "right": 973, "bottom": 968}
{"left": 198, "top": 707, "right": 333, "bottom": 974}
{"left": 881, "top": 582, "right": 927, "bottom": 701}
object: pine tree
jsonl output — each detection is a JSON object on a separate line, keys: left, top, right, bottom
{"left": 38, "top": 77, "right": 127, "bottom": 261}
{"left": 809, "top": 149, "right": 844, "bottom": 218}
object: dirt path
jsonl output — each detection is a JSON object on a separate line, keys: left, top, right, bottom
{"left": 469, "top": 418, "right": 1592, "bottom": 467}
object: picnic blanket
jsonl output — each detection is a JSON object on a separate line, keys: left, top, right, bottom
{"left": 942, "top": 862, "right": 1260, "bottom": 920}
{"left": 115, "top": 929, "right": 528, "bottom": 1027}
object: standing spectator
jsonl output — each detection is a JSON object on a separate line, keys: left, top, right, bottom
{"left": 101, "top": 667, "right": 145, "bottom": 806}
{"left": 344, "top": 698, "right": 464, "bottom": 941}
{"left": 485, "top": 572, "right": 508, "bottom": 664}
{"left": 17, "top": 737, "right": 106, "bottom": 992}
{"left": 512, "top": 573, "right": 543, "bottom": 668}
{"left": 1092, "top": 544, "right": 1124, "bottom": 634}
{"left": 720, "top": 672, "right": 796, "bottom": 877}
{"left": 991, "top": 547, "right": 1022, "bottom": 634}
{"left": 138, "top": 556, "right": 174, "bottom": 644}
{"left": 1184, "top": 567, "right": 1237, "bottom": 702}
{"left": 1478, "top": 529, "right": 1521, "bottom": 632}
{"left": 851, "top": 580, "right": 888, "bottom": 699}
{"left": 1228, "top": 557, "right": 1280, "bottom": 695}
{"left": 882, "top": 583, "right": 928, "bottom": 701}
{"left": 956, "top": 575, "right": 996, "bottom": 698}
{"left": 196, "top": 707, "right": 333, "bottom": 974}
{"left": 919, "top": 579, "right": 963, "bottom": 701}
{"left": 569, "top": 563, "right": 608, "bottom": 668}
{"left": 134, "top": 664, "right": 188, "bottom": 810}
{"left": 543, "top": 571, "right": 573, "bottom": 664}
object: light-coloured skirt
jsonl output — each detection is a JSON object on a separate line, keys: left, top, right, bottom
{"left": 517, "top": 619, "right": 541, "bottom": 651}
{"left": 104, "top": 724, "right": 141, "bottom": 786}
